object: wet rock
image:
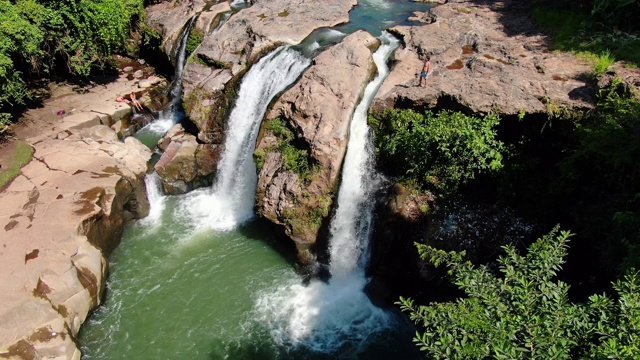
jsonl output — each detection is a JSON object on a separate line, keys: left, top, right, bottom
{"left": 154, "top": 124, "right": 218, "bottom": 194}
{"left": 180, "top": 0, "right": 357, "bottom": 143}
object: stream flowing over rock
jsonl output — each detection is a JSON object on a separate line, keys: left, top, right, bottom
{"left": 373, "top": 0, "right": 595, "bottom": 115}
{"left": 0, "top": 126, "right": 151, "bottom": 358}
{"left": 255, "top": 31, "right": 379, "bottom": 264}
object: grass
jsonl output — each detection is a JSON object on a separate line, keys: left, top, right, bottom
{"left": 594, "top": 50, "right": 616, "bottom": 75}
{"left": 0, "top": 140, "right": 34, "bottom": 190}
{"left": 533, "top": 8, "right": 640, "bottom": 69}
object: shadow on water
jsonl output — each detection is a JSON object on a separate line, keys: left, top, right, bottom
{"left": 237, "top": 217, "right": 299, "bottom": 269}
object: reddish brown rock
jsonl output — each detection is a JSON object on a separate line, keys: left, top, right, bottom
{"left": 255, "top": 31, "right": 379, "bottom": 263}
{"left": 375, "top": 0, "right": 596, "bottom": 116}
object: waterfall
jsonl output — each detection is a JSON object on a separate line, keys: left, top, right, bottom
{"left": 328, "top": 32, "right": 398, "bottom": 277}
{"left": 140, "top": 172, "right": 166, "bottom": 227}
{"left": 255, "top": 32, "right": 401, "bottom": 355}
{"left": 170, "top": 15, "right": 198, "bottom": 103}
{"left": 181, "top": 47, "right": 310, "bottom": 231}
{"left": 137, "top": 15, "right": 197, "bottom": 137}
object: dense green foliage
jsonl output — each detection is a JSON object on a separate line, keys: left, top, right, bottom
{"left": 371, "top": 109, "right": 504, "bottom": 194}
{"left": 0, "top": 0, "right": 144, "bottom": 121}
{"left": 185, "top": 28, "right": 203, "bottom": 57}
{"left": 398, "top": 227, "right": 640, "bottom": 359}
{"left": 533, "top": 0, "right": 640, "bottom": 66}
{"left": 255, "top": 118, "right": 311, "bottom": 179}
{"left": 558, "top": 78, "right": 640, "bottom": 273}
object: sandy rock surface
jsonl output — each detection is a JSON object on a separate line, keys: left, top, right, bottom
{"left": 375, "top": 0, "right": 596, "bottom": 115}
{"left": 0, "top": 68, "right": 155, "bottom": 358}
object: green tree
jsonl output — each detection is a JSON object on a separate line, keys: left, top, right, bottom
{"left": 0, "top": 0, "right": 144, "bottom": 122}
{"left": 397, "top": 227, "right": 640, "bottom": 359}
{"left": 371, "top": 109, "right": 504, "bottom": 194}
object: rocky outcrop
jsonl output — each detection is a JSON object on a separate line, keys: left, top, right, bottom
{"left": 180, "top": 0, "right": 357, "bottom": 149}
{"left": 145, "top": 0, "right": 207, "bottom": 57}
{"left": 255, "top": 31, "right": 379, "bottom": 264}
{"left": 0, "top": 125, "right": 151, "bottom": 358}
{"left": 154, "top": 123, "right": 218, "bottom": 194}
{"left": 374, "top": 0, "right": 595, "bottom": 116}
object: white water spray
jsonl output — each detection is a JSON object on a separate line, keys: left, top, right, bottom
{"left": 256, "top": 32, "right": 401, "bottom": 355}
{"left": 181, "top": 47, "right": 310, "bottom": 231}
{"left": 140, "top": 172, "right": 166, "bottom": 227}
{"left": 328, "top": 32, "right": 398, "bottom": 277}
{"left": 137, "top": 15, "right": 197, "bottom": 137}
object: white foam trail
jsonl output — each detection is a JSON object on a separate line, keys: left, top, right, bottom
{"left": 255, "top": 273, "right": 390, "bottom": 353}
{"left": 141, "top": 172, "right": 166, "bottom": 227}
{"left": 256, "top": 33, "right": 401, "bottom": 355}
{"left": 329, "top": 32, "right": 400, "bottom": 277}
{"left": 138, "top": 111, "right": 174, "bottom": 135}
{"left": 364, "top": 0, "right": 391, "bottom": 9}
{"left": 321, "top": 29, "right": 347, "bottom": 41}
{"left": 306, "top": 41, "right": 320, "bottom": 54}
{"left": 181, "top": 47, "right": 310, "bottom": 231}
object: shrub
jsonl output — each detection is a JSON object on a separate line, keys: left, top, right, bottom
{"left": 264, "top": 118, "right": 311, "bottom": 180}
{"left": 594, "top": 49, "right": 615, "bottom": 75}
{"left": 398, "top": 227, "right": 640, "bottom": 359}
{"left": 371, "top": 109, "right": 504, "bottom": 194}
{"left": 0, "top": 0, "right": 145, "bottom": 125}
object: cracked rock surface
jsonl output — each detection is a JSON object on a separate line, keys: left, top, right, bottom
{"left": 0, "top": 76, "right": 153, "bottom": 359}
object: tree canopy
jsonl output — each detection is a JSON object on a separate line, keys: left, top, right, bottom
{"left": 0, "top": 0, "right": 144, "bottom": 127}
{"left": 398, "top": 227, "right": 640, "bottom": 359}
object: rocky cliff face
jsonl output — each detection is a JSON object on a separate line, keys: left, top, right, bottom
{"left": 0, "top": 125, "right": 151, "bottom": 359}
{"left": 255, "top": 31, "right": 379, "bottom": 264}
{"left": 178, "top": 0, "right": 356, "bottom": 156}
{"left": 374, "top": 0, "right": 595, "bottom": 116}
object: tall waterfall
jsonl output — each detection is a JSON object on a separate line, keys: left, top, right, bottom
{"left": 256, "top": 32, "right": 401, "bottom": 355}
{"left": 328, "top": 32, "right": 398, "bottom": 277}
{"left": 182, "top": 47, "right": 310, "bottom": 231}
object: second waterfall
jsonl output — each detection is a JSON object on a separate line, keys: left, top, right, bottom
{"left": 255, "top": 32, "right": 418, "bottom": 358}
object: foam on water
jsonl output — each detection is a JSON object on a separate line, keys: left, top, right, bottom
{"left": 255, "top": 272, "right": 392, "bottom": 354}
{"left": 255, "top": 32, "right": 401, "bottom": 354}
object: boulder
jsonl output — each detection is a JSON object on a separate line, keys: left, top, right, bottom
{"left": 145, "top": 0, "right": 208, "bottom": 57}
{"left": 0, "top": 125, "right": 151, "bottom": 358}
{"left": 374, "top": 0, "right": 596, "bottom": 116}
{"left": 154, "top": 124, "right": 219, "bottom": 194}
{"left": 255, "top": 31, "right": 379, "bottom": 264}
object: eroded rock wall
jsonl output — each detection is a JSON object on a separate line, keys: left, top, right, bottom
{"left": 255, "top": 31, "right": 379, "bottom": 264}
{"left": 0, "top": 126, "right": 151, "bottom": 358}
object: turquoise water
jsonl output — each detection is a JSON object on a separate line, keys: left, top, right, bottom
{"left": 78, "top": 197, "right": 418, "bottom": 359}
{"left": 79, "top": 1, "right": 427, "bottom": 358}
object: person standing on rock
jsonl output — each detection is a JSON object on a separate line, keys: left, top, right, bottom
{"left": 418, "top": 56, "right": 431, "bottom": 87}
